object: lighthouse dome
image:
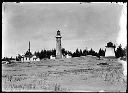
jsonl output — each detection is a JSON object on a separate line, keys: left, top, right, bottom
{"left": 105, "top": 42, "right": 115, "bottom": 48}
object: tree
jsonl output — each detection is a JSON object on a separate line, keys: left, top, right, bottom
{"left": 72, "top": 48, "right": 80, "bottom": 57}
{"left": 16, "top": 56, "right": 19, "bottom": 61}
{"left": 123, "top": 46, "right": 127, "bottom": 57}
{"left": 16, "top": 54, "right": 22, "bottom": 61}
{"left": 115, "top": 44, "right": 125, "bottom": 58}
{"left": 79, "top": 49, "right": 83, "bottom": 56}
{"left": 76, "top": 48, "right": 80, "bottom": 57}
{"left": 62, "top": 48, "right": 67, "bottom": 55}
{"left": 98, "top": 48, "right": 105, "bottom": 57}
{"left": 34, "top": 51, "right": 40, "bottom": 58}
{"left": 88, "top": 48, "right": 95, "bottom": 56}
{"left": 52, "top": 49, "right": 56, "bottom": 56}
{"left": 83, "top": 49, "right": 88, "bottom": 56}
{"left": 34, "top": 49, "right": 57, "bottom": 59}
{"left": 67, "top": 51, "right": 72, "bottom": 56}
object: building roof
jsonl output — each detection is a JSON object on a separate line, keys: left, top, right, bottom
{"left": 23, "top": 55, "right": 33, "bottom": 58}
{"left": 105, "top": 42, "right": 115, "bottom": 48}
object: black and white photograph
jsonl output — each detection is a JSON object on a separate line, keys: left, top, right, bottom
{"left": 2, "top": 2, "right": 127, "bottom": 92}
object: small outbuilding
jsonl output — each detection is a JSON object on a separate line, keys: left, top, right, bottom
{"left": 21, "top": 55, "right": 40, "bottom": 62}
{"left": 50, "top": 55, "right": 56, "bottom": 59}
{"left": 105, "top": 42, "right": 116, "bottom": 57}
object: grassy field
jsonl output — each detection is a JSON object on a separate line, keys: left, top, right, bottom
{"left": 2, "top": 56, "right": 127, "bottom": 92}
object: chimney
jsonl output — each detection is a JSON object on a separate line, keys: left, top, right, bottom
{"left": 29, "top": 41, "right": 30, "bottom": 53}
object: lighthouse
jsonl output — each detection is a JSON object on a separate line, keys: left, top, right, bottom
{"left": 105, "top": 42, "right": 116, "bottom": 57}
{"left": 56, "top": 30, "right": 62, "bottom": 59}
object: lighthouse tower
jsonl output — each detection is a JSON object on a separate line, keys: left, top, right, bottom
{"left": 105, "top": 42, "right": 116, "bottom": 57}
{"left": 56, "top": 30, "right": 62, "bottom": 59}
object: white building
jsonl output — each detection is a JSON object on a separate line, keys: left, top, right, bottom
{"left": 21, "top": 55, "right": 40, "bottom": 62}
{"left": 105, "top": 42, "right": 116, "bottom": 57}
{"left": 50, "top": 54, "right": 71, "bottom": 59}
{"left": 62, "top": 54, "right": 72, "bottom": 58}
{"left": 50, "top": 55, "right": 56, "bottom": 59}
{"left": 66, "top": 54, "right": 72, "bottom": 58}
{"left": 20, "top": 41, "right": 40, "bottom": 62}
{"left": 32, "top": 55, "right": 40, "bottom": 61}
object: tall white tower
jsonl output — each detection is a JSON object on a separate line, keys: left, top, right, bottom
{"left": 56, "top": 30, "right": 62, "bottom": 59}
{"left": 105, "top": 42, "right": 116, "bottom": 57}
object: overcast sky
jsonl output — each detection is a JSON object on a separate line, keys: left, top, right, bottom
{"left": 2, "top": 2, "right": 124, "bottom": 58}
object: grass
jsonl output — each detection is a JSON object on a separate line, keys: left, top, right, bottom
{"left": 2, "top": 57, "right": 127, "bottom": 92}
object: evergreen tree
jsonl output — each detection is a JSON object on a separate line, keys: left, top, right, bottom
{"left": 88, "top": 48, "right": 95, "bottom": 56}
{"left": 76, "top": 48, "right": 80, "bottom": 57}
{"left": 67, "top": 51, "right": 72, "bottom": 56}
{"left": 79, "top": 49, "right": 83, "bottom": 56}
{"left": 98, "top": 48, "right": 105, "bottom": 57}
{"left": 123, "top": 46, "right": 127, "bottom": 57}
{"left": 115, "top": 44, "right": 125, "bottom": 58}
{"left": 62, "top": 48, "right": 66, "bottom": 55}
{"left": 72, "top": 48, "right": 79, "bottom": 57}
{"left": 17, "top": 54, "right": 22, "bottom": 61}
{"left": 83, "top": 49, "right": 87, "bottom": 56}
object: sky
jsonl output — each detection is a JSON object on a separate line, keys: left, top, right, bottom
{"left": 2, "top": 2, "right": 127, "bottom": 58}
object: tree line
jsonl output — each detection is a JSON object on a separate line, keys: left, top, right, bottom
{"left": 34, "top": 44, "right": 127, "bottom": 59}
{"left": 2, "top": 44, "right": 127, "bottom": 61}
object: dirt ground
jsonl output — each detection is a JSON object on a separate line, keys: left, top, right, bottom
{"left": 2, "top": 56, "right": 127, "bottom": 92}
